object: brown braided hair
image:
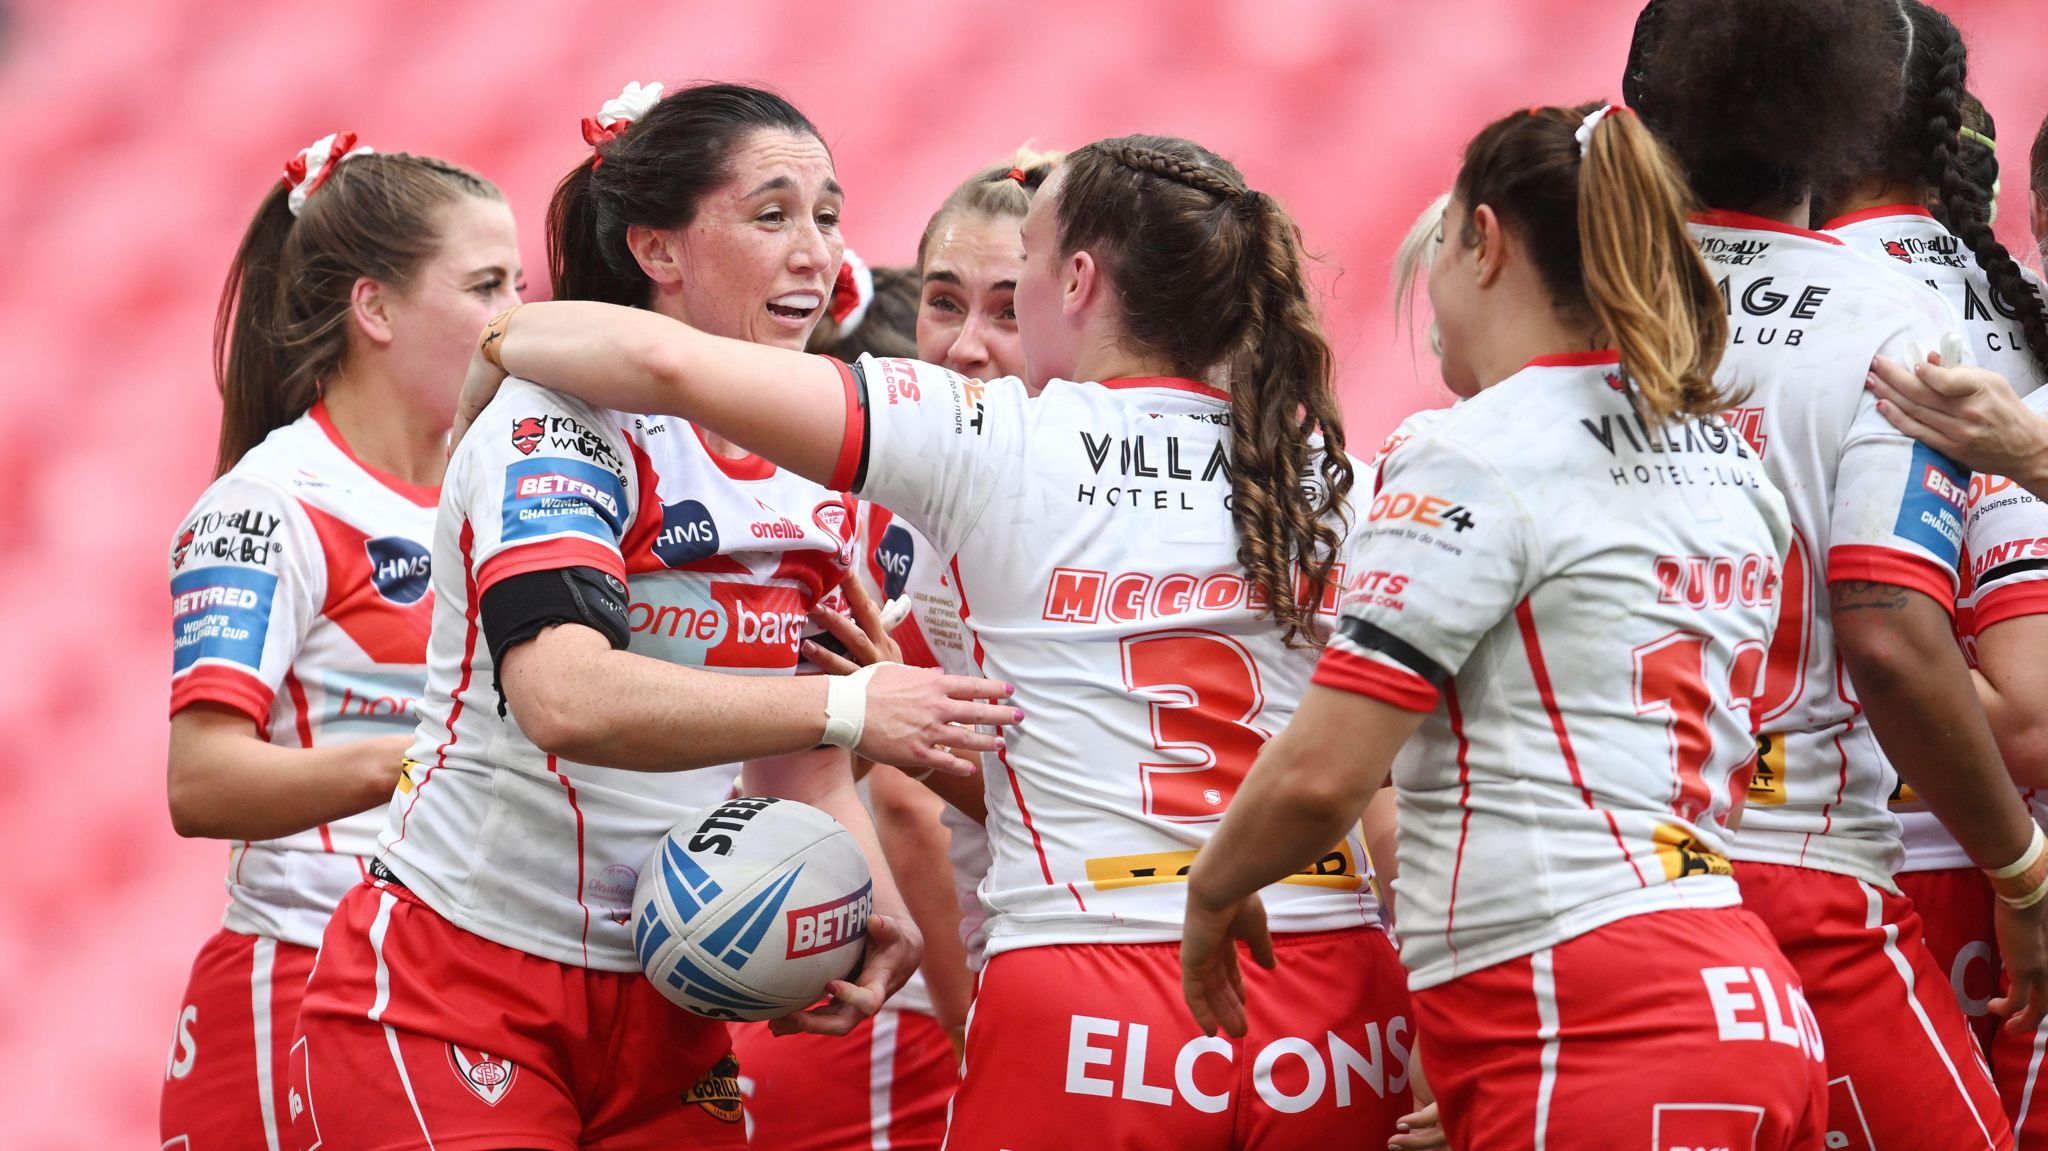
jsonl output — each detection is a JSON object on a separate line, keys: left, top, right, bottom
{"left": 1054, "top": 134, "right": 1350, "bottom": 646}
{"left": 1880, "top": 3, "right": 2048, "bottom": 384}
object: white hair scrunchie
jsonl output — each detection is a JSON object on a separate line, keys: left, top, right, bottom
{"left": 582, "top": 81, "right": 664, "bottom": 158}
{"left": 284, "top": 132, "right": 374, "bottom": 217}
{"left": 1574, "top": 104, "right": 1622, "bottom": 159}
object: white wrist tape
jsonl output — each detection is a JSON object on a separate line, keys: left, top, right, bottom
{"left": 1991, "top": 823, "right": 2048, "bottom": 879}
{"left": 822, "top": 662, "right": 895, "bottom": 750}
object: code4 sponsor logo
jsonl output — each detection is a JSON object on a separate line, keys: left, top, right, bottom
{"left": 447, "top": 1044, "right": 517, "bottom": 1106}
{"left": 784, "top": 882, "right": 873, "bottom": 958}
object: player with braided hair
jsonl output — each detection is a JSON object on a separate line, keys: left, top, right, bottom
{"left": 1635, "top": 0, "right": 2044, "bottom": 1145}
{"left": 1821, "top": 0, "right": 2048, "bottom": 1063}
{"left": 445, "top": 130, "right": 1413, "bottom": 1149}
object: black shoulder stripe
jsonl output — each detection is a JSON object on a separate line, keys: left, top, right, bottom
{"left": 1336, "top": 616, "right": 1450, "bottom": 686}
{"left": 1978, "top": 557, "right": 2048, "bottom": 591}
{"left": 849, "top": 358, "right": 873, "bottom": 493}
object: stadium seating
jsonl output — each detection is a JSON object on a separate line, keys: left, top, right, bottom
{"left": 0, "top": 0, "right": 2041, "bottom": 1143}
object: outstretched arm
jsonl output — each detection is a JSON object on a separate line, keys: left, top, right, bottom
{"left": 1180, "top": 686, "right": 1423, "bottom": 1037}
{"left": 457, "top": 303, "right": 852, "bottom": 487}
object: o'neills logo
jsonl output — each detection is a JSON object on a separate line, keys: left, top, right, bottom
{"left": 684, "top": 1053, "right": 745, "bottom": 1123}
{"left": 447, "top": 1045, "right": 516, "bottom": 1106}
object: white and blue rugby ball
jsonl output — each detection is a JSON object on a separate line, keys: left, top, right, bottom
{"left": 633, "top": 796, "right": 874, "bottom": 1021}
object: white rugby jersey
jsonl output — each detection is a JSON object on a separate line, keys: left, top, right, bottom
{"left": 168, "top": 403, "right": 437, "bottom": 949}
{"left": 1828, "top": 206, "right": 2048, "bottom": 872}
{"left": 1313, "top": 352, "right": 1789, "bottom": 990}
{"left": 1694, "top": 211, "right": 1972, "bottom": 887}
{"left": 827, "top": 356, "right": 1381, "bottom": 956}
{"left": 1957, "top": 388, "right": 2048, "bottom": 833}
{"left": 853, "top": 503, "right": 995, "bottom": 968}
{"left": 1828, "top": 205, "right": 2045, "bottom": 398}
{"left": 380, "top": 378, "right": 856, "bottom": 971}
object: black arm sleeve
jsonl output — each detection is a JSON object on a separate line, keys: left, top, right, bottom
{"left": 479, "top": 566, "right": 632, "bottom": 715}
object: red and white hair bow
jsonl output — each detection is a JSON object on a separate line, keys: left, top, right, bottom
{"left": 581, "top": 80, "right": 664, "bottom": 157}
{"left": 831, "top": 248, "right": 875, "bottom": 334}
{"left": 283, "top": 132, "right": 373, "bottom": 217}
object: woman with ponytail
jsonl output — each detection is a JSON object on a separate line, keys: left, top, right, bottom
{"left": 288, "top": 82, "right": 1014, "bottom": 1151}
{"left": 1635, "top": 0, "right": 2046, "bottom": 1145}
{"left": 160, "top": 134, "right": 519, "bottom": 1151}
{"left": 446, "top": 131, "right": 1413, "bottom": 1148}
{"left": 1181, "top": 101, "right": 1815, "bottom": 1150}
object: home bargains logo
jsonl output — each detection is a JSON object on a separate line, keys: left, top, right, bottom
{"left": 627, "top": 580, "right": 810, "bottom": 670}
{"left": 785, "top": 882, "right": 873, "bottom": 958}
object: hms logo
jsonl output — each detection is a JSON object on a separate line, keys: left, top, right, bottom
{"left": 447, "top": 1045, "right": 517, "bottom": 1106}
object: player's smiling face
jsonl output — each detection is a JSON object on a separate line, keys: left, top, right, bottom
{"left": 917, "top": 211, "right": 1027, "bottom": 387}
{"left": 655, "top": 128, "right": 844, "bottom": 350}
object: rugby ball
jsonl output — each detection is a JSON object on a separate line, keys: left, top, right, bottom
{"left": 632, "top": 796, "right": 874, "bottom": 1021}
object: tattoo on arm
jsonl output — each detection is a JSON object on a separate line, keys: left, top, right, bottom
{"left": 1832, "top": 580, "right": 1911, "bottom": 614}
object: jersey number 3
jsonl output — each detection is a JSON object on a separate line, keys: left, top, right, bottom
{"left": 1120, "top": 629, "right": 1270, "bottom": 823}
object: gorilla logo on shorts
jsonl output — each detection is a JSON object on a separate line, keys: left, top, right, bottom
{"left": 684, "top": 1053, "right": 745, "bottom": 1123}
{"left": 447, "top": 1045, "right": 517, "bottom": 1107}
{"left": 511, "top": 416, "right": 545, "bottom": 456}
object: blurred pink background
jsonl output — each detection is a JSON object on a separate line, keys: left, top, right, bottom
{"left": 1, "top": 0, "right": 2043, "bottom": 1143}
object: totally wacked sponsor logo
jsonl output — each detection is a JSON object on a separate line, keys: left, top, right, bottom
{"left": 500, "top": 457, "right": 628, "bottom": 545}
{"left": 171, "top": 566, "right": 279, "bottom": 674}
{"left": 363, "top": 536, "right": 431, "bottom": 604}
{"left": 1697, "top": 236, "right": 1770, "bottom": 266}
{"left": 173, "top": 506, "right": 285, "bottom": 570}
{"left": 511, "top": 416, "right": 545, "bottom": 456}
{"left": 1880, "top": 233, "right": 1966, "bottom": 268}
{"left": 541, "top": 413, "right": 627, "bottom": 475}
{"left": 446, "top": 1045, "right": 517, "bottom": 1106}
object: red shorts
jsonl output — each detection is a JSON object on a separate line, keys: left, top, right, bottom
{"left": 291, "top": 880, "right": 745, "bottom": 1151}
{"left": 160, "top": 928, "right": 317, "bottom": 1151}
{"left": 944, "top": 926, "right": 1411, "bottom": 1151}
{"left": 731, "top": 1005, "right": 957, "bottom": 1150}
{"left": 1898, "top": 868, "right": 2000, "bottom": 1052}
{"left": 1737, "top": 861, "right": 2012, "bottom": 1150}
{"left": 1993, "top": 1013, "right": 2048, "bottom": 1151}
{"left": 1414, "top": 907, "right": 1826, "bottom": 1151}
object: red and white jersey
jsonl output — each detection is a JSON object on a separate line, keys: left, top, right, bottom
{"left": 1828, "top": 206, "right": 2048, "bottom": 872}
{"left": 828, "top": 356, "right": 1381, "bottom": 957}
{"left": 1692, "top": 211, "right": 1972, "bottom": 887}
{"left": 1828, "top": 205, "right": 2045, "bottom": 398}
{"left": 1958, "top": 388, "right": 2048, "bottom": 832}
{"left": 853, "top": 503, "right": 996, "bottom": 968}
{"left": 380, "top": 378, "right": 856, "bottom": 971}
{"left": 168, "top": 403, "right": 437, "bottom": 949}
{"left": 1313, "top": 352, "right": 1790, "bottom": 990}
